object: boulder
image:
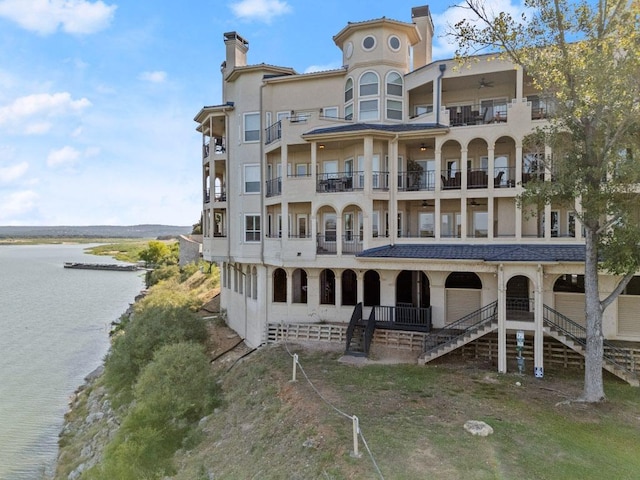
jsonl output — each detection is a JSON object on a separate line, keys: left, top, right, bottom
{"left": 463, "top": 420, "right": 494, "bottom": 437}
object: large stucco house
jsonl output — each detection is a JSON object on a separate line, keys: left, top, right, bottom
{"left": 194, "top": 5, "right": 640, "bottom": 384}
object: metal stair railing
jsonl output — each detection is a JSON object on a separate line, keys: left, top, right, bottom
{"left": 423, "top": 301, "right": 498, "bottom": 354}
{"left": 363, "top": 307, "right": 377, "bottom": 355}
{"left": 543, "top": 304, "right": 636, "bottom": 375}
{"left": 345, "top": 303, "right": 363, "bottom": 353}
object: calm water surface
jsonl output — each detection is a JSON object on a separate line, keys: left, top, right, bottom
{"left": 0, "top": 244, "right": 144, "bottom": 479}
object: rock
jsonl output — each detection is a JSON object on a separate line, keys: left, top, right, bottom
{"left": 463, "top": 420, "right": 494, "bottom": 437}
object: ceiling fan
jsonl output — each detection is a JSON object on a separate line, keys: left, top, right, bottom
{"left": 478, "top": 77, "right": 494, "bottom": 88}
{"left": 421, "top": 199, "right": 433, "bottom": 208}
{"left": 468, "top": 199, "right": 487, "bottom": 207}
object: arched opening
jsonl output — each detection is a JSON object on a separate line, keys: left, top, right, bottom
{"left": 341, "top": 269, "right": 357, "bottom": 306}
{"left": 506, "top": 275, "right": 532, "bottom": 320}
{"left": 273, "top": 268, "right": 286, "bottom": 303}
{"left": 292, "top": 268, "right": 308, "bottom": 304}
{"left": 445, "top": 272, "right": 482, "bottom": 324}
{"left": 553, "top": 274, "right": 585, "bottom": 327}
{"left": 363, "top": 270, "right": 380, "bottom": 306}
{"left": 320, "top": 269, "right": 336, "bottom": 305}
{"left": 396, "top": 270, "right": 430, "bottom": 308}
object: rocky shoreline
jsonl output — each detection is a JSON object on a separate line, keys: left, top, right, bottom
{"left": 57, "top": 367, "right": 119, "bottom": 480}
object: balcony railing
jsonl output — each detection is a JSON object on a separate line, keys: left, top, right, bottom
{"left": 316, "top": 171, "right": 388, "bottom": 192}
{"left": 493, "top": 167, "right": 516, "bottom": 188}
{"left": 265, "top": 121, "right": 282, "bottom": 145}
{"left": 398, "top": 170, "right": 436, "bottom": 191}
{"left": 442, "top": 169, "right": 461, "bottom": 190}
{"left": 446, "top": 103, "right": 508, "bottom": 126}
{"left": 317, "top": 233, "right": 337, "bottom": 254}
{"left": 203, "top": 138, "right": 226, "bottom": 158}
{"left": 316, "top": 234, "right": 363, "bottom": 254}
{"left": 266, "top": 177, "right": 282, "bottom": 197}
{"left": 342, "top": 234, "right": 363, "bottom": 254}
{"left": 317, "top": 172, "right": 361, "bottom": 192}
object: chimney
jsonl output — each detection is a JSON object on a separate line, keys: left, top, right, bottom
{"left": 223, "top": 31, "right": 249, "bottom": 72}
{"left": 411, "top": 5, "right": 434, "bottom": 69}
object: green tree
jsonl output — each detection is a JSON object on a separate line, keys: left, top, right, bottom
{"left": 138, "top": 240, "right": 177, "bottom": 267}
{"left": 451, "top": 0, "right": 640, "bottom": 401}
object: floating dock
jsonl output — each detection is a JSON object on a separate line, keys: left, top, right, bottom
{"left": 63, "top": 262, "right": 139, "bottom": 272}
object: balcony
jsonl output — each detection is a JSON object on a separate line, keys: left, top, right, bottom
{"left": 317, "top": 172, "right": 360, "bottom": 193}
{"left": 266, "top": 177, "right": 282, "bottom": 197}
{"left": 316, "top": 171, "right": 388, "bottom": 192}
{"left": 316, "top": 234, "right": 363, "bottom": 255}
{"left": 399, "top": 170, "right": 436, "bottom": 191}
{"left": 265, "top": 120, "right": 282, "bottom": 145}
{"left": 446, "top": 102, "right": 508, "bottom": 127}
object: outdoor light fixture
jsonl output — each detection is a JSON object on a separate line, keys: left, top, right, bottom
{"left": 420, "top": 143, "right": 427, "bottom": 151}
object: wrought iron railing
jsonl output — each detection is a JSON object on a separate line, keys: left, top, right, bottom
{"left": 371, "top": 304, "right": 432, "bottom": 331}
{"left": 345, "top": 303, "right": 364, "bottom": 354}
{"left": 342, "top": 234, "right": 363, "bottom": 254}
{"left": 316, "top": 234, "right": 337, "bottom": 254}
{"left": 398, "top": 170, "right": 436, "bottom": 191}
{"left": 423, "top": 301, "right": 498, "bottom": 353}
{"left": 266, "top": 177, "right": 282, "bottom": 197}
{"left": 265, "top": 121, "right": 282, "bottom": 145}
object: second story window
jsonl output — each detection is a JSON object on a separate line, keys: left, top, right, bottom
{"left": 386, "top": 72, "right": 403, "bottom": 96}
{"left": 345, "top": 78, "right": 353, "bottom": 102}
{"left": 245, "top": 214, "right": 261, "bottom": 242}
{"left": 243, "top": 112, "right": 260, "bottom": 142}
{"left": 244, "top": 164, "right": 260, "bottom": 193}
{"left": 359, "top": 72, "right": 379, "bottom": 121}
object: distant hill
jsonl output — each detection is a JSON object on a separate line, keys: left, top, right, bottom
{"left": 0, "top": 224, "right": 193, "bottom": 239}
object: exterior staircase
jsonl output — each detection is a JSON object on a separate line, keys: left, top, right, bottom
{"left": 543, "top": 305, "right": 639, "bottom": 386}
{"left": 345, "top": 303, "right": 374, "bottom": 357}
{"left": 418, "top": 301, "right": 498, "bottom": 365}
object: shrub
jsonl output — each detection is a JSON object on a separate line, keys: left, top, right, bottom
{"left": 103, "top": 304, "right": 208, "bottom": 405}
{"left": 87, "top": 343, "right": 220, "bottom": 480}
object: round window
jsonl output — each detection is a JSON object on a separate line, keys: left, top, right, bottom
{"left": 345, "top": 41, "right": 353, "bottom": 59}
{"left": 388, "top": 35, "right": 401, "bottom": 51}
{"left": 362, "top": 35, "right": 376, "bottom": 51}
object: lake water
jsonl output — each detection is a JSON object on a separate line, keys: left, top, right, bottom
{"left": 0, "top": 244, "right": 145, "bottom": 479}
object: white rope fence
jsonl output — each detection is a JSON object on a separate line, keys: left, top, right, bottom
{"left": 283, "top": 342, "right": 385, "bottom": 480}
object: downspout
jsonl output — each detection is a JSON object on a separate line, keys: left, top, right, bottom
{"left": 436, "top": 63, "right": 446, "bottom": 125}
{"left": 259, "top": 80, "right": 268, "bottom": 344}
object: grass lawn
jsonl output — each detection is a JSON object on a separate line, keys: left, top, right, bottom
{"left": 173, "top": 341, "right": 640, "bottom": 480}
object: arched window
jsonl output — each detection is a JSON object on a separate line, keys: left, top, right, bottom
{"left": 344, "top": 78, "right": 354, "bottom": 120}
{"left": 345, "top": 78, "right": 353, "bottom": 102}
{"left": 252, "top": 267, "right": 258, "bottom": 300}
{"left": 273, "top": 268, "right": 287, "bottom": 302}
{"left": 359, "top": 72, "right": 378, "bottom": 96}
{"left": 292, "top": 268, "right": 308, "bottom": 303}
{"left": 359, "top": 72, "right": 379, "bottom": 121}
{"left": 341, "top": 269, "right": 357, "bottom": 306}
{"left": 386, "top": 72, "right": 403, "bottom": 120}
{"left": 320, "top": 269, "right": 336, "bottom": 305}
{"left": 386, "top": 72, "right": 403, "bottom": 96}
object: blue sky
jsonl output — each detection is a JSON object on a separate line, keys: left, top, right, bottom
{"left": 0, "top": 0, "right": 525, "bottom": 226}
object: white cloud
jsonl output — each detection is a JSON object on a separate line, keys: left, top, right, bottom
{"left": 431, "top": 0, "right": 530, "bottom": 60}
{"left": 0, "top": 161, "right": 28, "bottom": 183}
{"left": 0, "top": 190, "right": 39, "bottom": 220}
{"left": 47, "top": 145, "right": 80, "bottom": 167}
{"left": 304, "top": 62, "right": 343, "bottom": 74}
{"left": 139, "top": 71, "right": 167, "bottom": 83}
{"left": 230, "top": 0, "right": 291, "bottom": 23}
{"left": 0, "top": 0, "right": 116, "bottom": 35}
{"left": 0, "top": 92, "right": 91, "bottom": 131}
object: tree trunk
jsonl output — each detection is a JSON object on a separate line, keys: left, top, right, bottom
{"left": 582, "top": 229, "right": 605, "bottom": 402}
